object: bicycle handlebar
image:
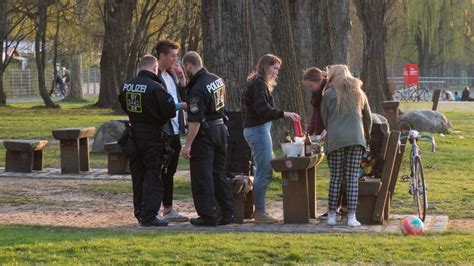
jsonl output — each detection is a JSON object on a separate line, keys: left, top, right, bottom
{"left": 400, "top": 134, "right": 436, "bottom": 153}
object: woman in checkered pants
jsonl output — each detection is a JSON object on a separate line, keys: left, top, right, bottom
{"left": 320, "top": 65, "right": 372, "bottom": 227}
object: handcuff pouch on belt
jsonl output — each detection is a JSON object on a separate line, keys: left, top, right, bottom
{"left": 118, "top": 122, "right": 138, "bottom": 157}
{"left": 159, "top": 131, "right": 175, "bottom": 175}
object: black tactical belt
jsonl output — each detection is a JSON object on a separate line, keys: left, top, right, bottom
{"left": 202, "top": 118, "right": 224, "bottom": 129}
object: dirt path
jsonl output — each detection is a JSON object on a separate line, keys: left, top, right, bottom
{"left": 0, "top": 178, "right": 471, "bottom": 230}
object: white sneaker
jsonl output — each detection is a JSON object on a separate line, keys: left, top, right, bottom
{"left": 347, "top": 214, "right": 361, "bottom": 227}
{"left": 156, "top": 213, "right": 168, "bottom": 222}
{"left": 163, "top": 209, "right": 189, "bottom": 222}
{"left": 327, "top": 213, "right": 337, "bottom": 225}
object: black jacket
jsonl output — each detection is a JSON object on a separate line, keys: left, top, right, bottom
{"left": 186, "top": 68, "right": 226, "bottom": 123}
{"left": 118, "top": 70, "right": 176, "bottom": 126}
{"left": 241, "top": 75, "right": 284, "bottom": 128}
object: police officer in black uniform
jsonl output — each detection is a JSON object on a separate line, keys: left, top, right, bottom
{"left": 181, "top": 51, "right": 234, "bottom": 226}
{"left": 119, "top": 55, "right": 185, "bottom": 227}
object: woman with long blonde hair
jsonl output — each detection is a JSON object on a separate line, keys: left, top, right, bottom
{"left": 320, "top": 64, "right": 372, "bottom": 227}
{"left": 241, "top": 54, "right": 300, "bottom": 223}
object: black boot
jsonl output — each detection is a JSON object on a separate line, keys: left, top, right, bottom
{"left": 140, "top": 218, "right": 168, "bottom": 227}
{"left": 218, "top": 215, "right": 236, "bottom": 225}
{"left": 190, "top": 217, "right": 218, "bottom": 226}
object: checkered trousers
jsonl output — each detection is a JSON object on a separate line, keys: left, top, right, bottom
{"left": 327, "top": 145, "right": 364, "bottom": 212}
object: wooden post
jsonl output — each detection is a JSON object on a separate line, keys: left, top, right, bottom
{"left": 79, "top": 137, "right": 90, "bottom": 171}
{"left": 432, "top": 89, "right": 441, "bottom": 111}
{"left": 307, "top": 167, "right": 316, "bottom": 219}
{"left": 382, "top": 101, "right": 400, "bottom": 130}
{"left": 59, "top": 139, "right": 81, "bottom": 174}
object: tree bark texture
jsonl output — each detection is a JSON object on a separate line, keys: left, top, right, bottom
{"left": 67, "top": 53, "right": 84, "bottom": 100}
{"left": 0, "top": 72, "right": 5, "bottom": 105}
{"left": 289, "top": 0, "right": 335, "bottom": 120}
{"left": 201, "top": 0, "right": 251, "bottom": 111}
{"left": 248, "top": 0, "right": 306, "bottom": 145}
{"left": 51, "top": 4, "right": 60, "bottom": 95}
{"left": 325, "top": 0, "right": 351, "bottom": 64}
{"left": 97, "top": 0, "right": 135, "bottom": 109}
{"left": 0, "top": 0, "right": 7, "bottom": 105}
{"left": 354, "top": 0, "right": 394, "bottom": 113}
{"left": 35, "top": 0, "right": 58, "bottom": 108}
{"left": 201, "top": 0, "right": 336, "bottom": 145}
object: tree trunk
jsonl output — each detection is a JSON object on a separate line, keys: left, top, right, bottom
{"left": 51, "top": 3, "right": 60, "bottom": 95}
{"left": 288, "top": 0, "right": 346, "bottom": 121}
{"left": 0, "top": 1, "right": 8, "bottom": 105}
{"left": 0, "top": 72, "right": 5, "bottom": 105}
{"left": 287, "top": 0, "right": 313, "bottom": 117}
{"left": 248, "top": 1, "right": 272, "bottom": 64}
{"left": 67, "top": 53, "right": 84, "bottom": 100}
{"left": 201, "top": 0, "right": 251, "bottom": 111}
{"left": 325, "top": 0, "right": 351, "bottom": 64}
{"left": 249, "top": 0, "right": 306, "bottom": 145}
{"left": 354, "top": 0, "right": 394, "bottom": 113}
{"left": 270, "top": 0, "right": 306, "bottom": 141}
{"left": 415, "top": 29, "right": 431, "bottom": 77}
{"left": 97, "top": 0, "right": 135, "bottom": 109}
{"left": 35, "top": 0, "right": 58, "bottom": 109}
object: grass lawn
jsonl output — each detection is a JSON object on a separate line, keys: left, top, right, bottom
{"left": 0, "top": 225, "right": 472, "bottom": 264}
{"left": 0, "top": 98, "right": 122, "bottom": 139}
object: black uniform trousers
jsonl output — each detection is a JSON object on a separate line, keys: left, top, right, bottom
{"left": 129, "top": 125, "right": 167, "bottom": 223}
{"left": 189, "top": 124, "right": 234, "bottom": 222}
{"left": 161, "top": 134, "right": 181, "bottom": 207}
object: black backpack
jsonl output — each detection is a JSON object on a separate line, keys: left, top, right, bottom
{"left": 369, "top": 113, "right": 390, "bottom": 178}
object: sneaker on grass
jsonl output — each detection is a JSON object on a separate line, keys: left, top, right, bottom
{"left": 163, "top": 209, "right": 189, "bottom": 222}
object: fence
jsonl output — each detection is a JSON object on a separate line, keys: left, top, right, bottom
{"left": 388, "top": 77, "right": 474, "bottom": 91}
{"left": 3, "top": 68, "right": 100, "bottom": 98}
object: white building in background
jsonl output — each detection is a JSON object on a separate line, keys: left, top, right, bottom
{"left": 2, "top": 40, "right": 35, "bottom": 70}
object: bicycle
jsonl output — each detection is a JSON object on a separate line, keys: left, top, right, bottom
{"left": 393, "top": 85, "right": 431, "bottom": 102}
{"left": 399, "top": 130, "right": 436, "bottom": 221}
{"left": 410, "top": 86, "right": 431, "bottom": 102}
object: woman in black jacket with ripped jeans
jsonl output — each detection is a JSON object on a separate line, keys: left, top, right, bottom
{"left": 241, "top": 54, "right": 300, "bottom": 224}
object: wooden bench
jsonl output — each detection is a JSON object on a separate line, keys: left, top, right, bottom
{"left": 3, "top": 140, "right": 48, "bottom": 173}
{"left": 380, "top": 102, "right": 412, "bottom": 220}
{"left": 52, "top": 127, "right": 95, "bottom": 174}
{"left": 104, "top": 141, "right": 130, "bottom": 175}
{"left": 384, "top": 129, "right": 409, "bottom": 220}
{"left": 357, "top": 130, "right": 401, "bottom": 224}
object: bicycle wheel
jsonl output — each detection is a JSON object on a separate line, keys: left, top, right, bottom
{"left": 411, "top": 90, "right": 421, "bottom": 102}
{"left": 420, "top": 89, "right": 431, "bottom": 101}
{"left": 393, "top": 90, "right": 403, "bottom": 101}
{"left": 412, "top": 156, "right": 427, "bottom": 221}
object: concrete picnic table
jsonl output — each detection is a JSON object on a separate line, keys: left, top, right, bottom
{"left": 52, "top": 127, "right": 96, "bottom": 174}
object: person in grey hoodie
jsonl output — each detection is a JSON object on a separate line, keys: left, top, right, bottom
{"left": 320, "top": 64, "right": 372, "bottom": 227}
